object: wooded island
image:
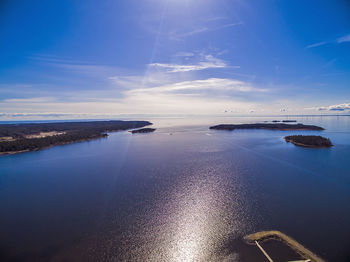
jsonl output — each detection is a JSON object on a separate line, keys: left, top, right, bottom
{"left": 0, "top": 120, "right": 152, "bottom": 154}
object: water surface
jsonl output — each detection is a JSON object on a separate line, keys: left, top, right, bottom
{"left": 0, "top": 116, "right": 350, "bottom": 261}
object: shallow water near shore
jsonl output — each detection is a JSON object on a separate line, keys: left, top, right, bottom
{"left": 0, "top": 116, "right": 350, "bottom": 261}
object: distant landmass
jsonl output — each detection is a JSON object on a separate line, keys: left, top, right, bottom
{"left": 284, "top": 135, "right": 333, "bottom": 148}
{"left": 0, "top": 120, "right": 152, "bottom": 155}
{"left": 130, "top": 128, "right": 156, "bottom": 134}
{"left": 272, "top": 120, "right": 297, "bottom": 123}
{"left": 209, "top": 123, "right": 324, "bottom": 131}
{"left": 282, "top": 120, "right": 297, "bottom": 122}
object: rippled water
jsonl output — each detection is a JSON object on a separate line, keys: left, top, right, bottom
{"left": 0, "top": 116, "right": 350, "bottom": 261}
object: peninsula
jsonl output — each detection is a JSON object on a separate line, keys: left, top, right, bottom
{"left": 130, "top": 128, "right": 156, "bottom": 134}
{"left": 284, "top": 135, "right": 333, "bottom": 148}
{"left": 209, "top": 123, "right": 324, "bottom": 131}
{"left": 244, "top": 230, "right": 325, "bottom": 262}
{"left": 0, "top": 120, "right": 152, "bottom": 155}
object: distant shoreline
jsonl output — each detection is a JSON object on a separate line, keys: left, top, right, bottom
{"left": 209, "top": 123, "right": 324, "bottom": 131}
{"left": 0, "top": 120, "right": 152, "bottom": 156}
{"left": 0, "top": 135, "right": 109, "bottom": 156}
{"left": 0, "top": 114, "right": 349, "bottom": 124}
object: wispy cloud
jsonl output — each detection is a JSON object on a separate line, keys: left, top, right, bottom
{"left": 215, "top": 22, "right": 243, "bottom": 30}
{"left": 337, "top": 34, "right": 350, "bottom": 43}
{"left": 149, "top": 62, "right": 226, "bottom": 73}
{"left": 306, "top": 33, "right": 350, "bottom": 48}
{"left": 149, "top": 55, "right": 235, "bottom": 73}
{"left": 169, "top": 22, "right": 242, "bottom": 41}
{"left": 308, "top": 103, "right": 350, "bottom": 112}
{"left": 174, "top": 52, "right": 195, "bottom": 57}
{"left": 3, "top": 97, "right": 56, "bottom": 103}
{"left": 29, "top": 54, "right": 122, "bottom": 78}
{"left": 108, "top": 73, "right": 173, "bottom": 89}
{"left": 306, "top": 41, "right": 328, "bottom": 49}
{"left": 169, "top": 27, "right": 208, "bottom": 40}
{"left": 206, "top": 17, "right": 229, "bottom": 22}
{"left": 127, "top": 78, "right": 267, "bottom": 96}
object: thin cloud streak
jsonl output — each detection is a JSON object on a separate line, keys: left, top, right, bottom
{"left": 169, "top": 27, "right": 208, "bottom": 40}
{"left": 173, "top": 52, "right": 195, "bottom": 57}
{"left": 149, "top": 55, "right": 235, "bottom": 73}
{"left": 169, "top": 22, "right": 242, "bottom": 41}
{"left": 127, "top": 78, "right": 267, "bottom": 96}
{"left": 149, "top": 62, "right": 228, "bottom": 73}
{"left": 337, "top": 34, "right": 350, "bottom": 43}
{"left": 306, "top": 41, "right": 328, "bottom": 49}
{"left": 3, "top": 97, "right": 56, "bottom": 103}
{"left": 306, "top": 33, "right": 350, "bottom": 48}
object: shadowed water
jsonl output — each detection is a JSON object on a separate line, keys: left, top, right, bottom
{"left": 0, "top": 116, "right": 350, "bottom": 261}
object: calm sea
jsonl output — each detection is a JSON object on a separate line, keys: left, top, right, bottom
{"left": 0, "top": 116, "right": 349, "bottom": 261}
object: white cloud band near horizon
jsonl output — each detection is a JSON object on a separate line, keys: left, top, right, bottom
{"left": 148, "top": 54, "right": 235, "bottom": 72}
{"left": 126, "top": 78, "right": 267, "bottom": 96}
{"left": 317, "top": 103, "right": 350, "bottom": 111}
{"left": 1, "top": 51, "right": 349, "bottom": 119}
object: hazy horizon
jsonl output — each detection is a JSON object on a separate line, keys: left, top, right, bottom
{"left": 0, "top": 113, "right": 350, "bottom": 122}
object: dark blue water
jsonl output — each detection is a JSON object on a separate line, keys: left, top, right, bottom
{"left": 0, "top": 116, "right": 349, "bottom": 261}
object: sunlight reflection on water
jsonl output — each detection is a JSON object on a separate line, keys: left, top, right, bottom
{"left": 118, "top": 156, "right": 252, "bottom": 261}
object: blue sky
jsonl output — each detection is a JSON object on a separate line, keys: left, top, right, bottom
{"left": 0, "top": 0, "right": 349, "bottom": 119}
